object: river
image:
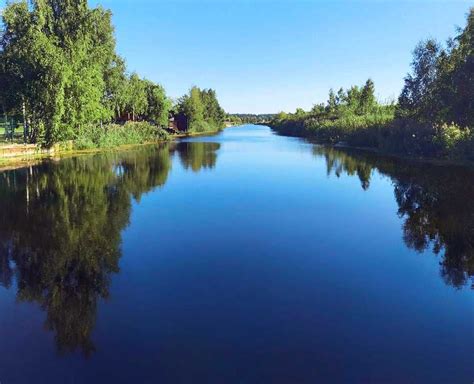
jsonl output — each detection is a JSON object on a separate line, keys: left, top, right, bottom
{"left": 0, "top": 125, "right": 472, "bottom": 383}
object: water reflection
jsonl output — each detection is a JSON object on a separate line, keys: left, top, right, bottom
{"left": 175, "top": 142, "right": 220, "bottom": 172}
{"left": 0, "top": 142, "right": 220, "bottom": 356}
{"left": 0, "top": 136, "right": 471, "bottom": 364}
{"left": 314, "top": 146, "right": 474, "bottom": 290}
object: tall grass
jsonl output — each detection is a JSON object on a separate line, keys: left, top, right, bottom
{"left": 271, "top": 111, "right": 474, "bottom": 161}
{"left": 74, "top": 121, "right": 169, "bottom": 150}
{"left": 188, "top": 120, "right": 223, "bottom": 134}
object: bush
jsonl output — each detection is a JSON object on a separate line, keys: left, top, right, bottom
{"left": 434, "top": 123, "right": 471, "bottom": 150}
{"left": 433, "top": 123, "right": 474, "bottom": 160}
{"left": 271, "top": 110, "right": 395, "bottom": 146}
{"left": 189, "top": 120, "right": 222, "bottom": 133}
{"left": 271, "top": 113, "right": 474, "bottom": 161}
{"left": 74, "top": 121, "right": 169, "bottom": 150}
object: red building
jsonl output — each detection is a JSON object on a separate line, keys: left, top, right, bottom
{"left": 168, "top": 112, "right": 189, "bottom": 132}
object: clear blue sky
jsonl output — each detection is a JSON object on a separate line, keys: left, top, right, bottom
{"left": 2, "top": 0, "right": 472, "bottom": 113}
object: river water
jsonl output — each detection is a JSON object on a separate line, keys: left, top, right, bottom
{"left": 0, "top": 125, "right": 472, "bottom": 383}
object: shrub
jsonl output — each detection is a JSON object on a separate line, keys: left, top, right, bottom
{"left": 434, "top": 123, "right": 471, "bottom": 151}
{"left": 189, "top": 120, "right": 222, "bottom": 133}
{"left": 74, "top": 121, "right": 169, "bottom": 150}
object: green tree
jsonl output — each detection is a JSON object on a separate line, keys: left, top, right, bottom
{"left": 359, "top": 78, "right": 376, "bottom": 114}
{"left": 438, "top": 8, "right": 474, "bottom": 127}
{"left": 104, "top": 55, "right": 128, "bottom": 120}
{"left": 187, "top": 86, "right": 205, "bottom": 123}
{"left": 336, "top": 87, "right": 346, "bottom": 106}
{"left": 397, "top": 39, "right": 440, "bottom": 121}
{"left": 311, "top": 103, "right": 325, "bottom": 115}
{"left": 327, "top": 88, "right": 337, "bottom": 113}
{"left": 201, "top": 89, "right": 225, "bottom": 128}
{"left": 126, "top": 73, "right": 148, "bottom": 121}
{"left": 177, "top": 86, "right": 205, "bottom": 131}
{"left": 295, "top": 108, "right": 306, "bottom": 117}
{"left": 175, "top": 86, "right": 226, "bottom": 132}
{"left": 0, "top": 0, "right": 118, "bottom": 144}
{"left": 144, "top": 80, "right": 171, "bottom": 127}
{"left": 346, "top": 85, "right": 361, "bottom": 112}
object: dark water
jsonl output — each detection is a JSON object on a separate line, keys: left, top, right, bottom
{"left": 0, "top": 125, "right": 473, "bottom": 383}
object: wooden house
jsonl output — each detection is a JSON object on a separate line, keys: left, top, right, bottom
{"left": 168, "top": 112, "right": 189, "bottom": 132}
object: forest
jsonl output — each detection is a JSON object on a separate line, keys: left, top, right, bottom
{"left": 0, "top": 0, "right": 226, "bottom": 148}
{"left": 270, "top": 8, "right": 474, "bottom": 161}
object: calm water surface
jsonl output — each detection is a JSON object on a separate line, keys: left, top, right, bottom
{"left": 0, "top": 125, "right": 473, "bottom": 383}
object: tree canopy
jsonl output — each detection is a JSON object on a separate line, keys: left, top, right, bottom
{"left": 0, "top": 0, "right": 225, "bottom": 146}
{"left": 398, "top": 8, "right": 474, "bottom": 128}
{"left": 270, "top": 7, "right": 474, "bottom": 161}
{"left": 176, "top": 86, "right": 225, "bottom": 133}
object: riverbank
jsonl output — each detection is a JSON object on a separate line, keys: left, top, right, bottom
{"left": 0, "top": 142, "right": 155, "bottom": 172}
{"left": 0, "top": 125, "right": 225, "bottom": 172}
{"left": 269, "top": 117, "right": 474, "bottom": 165}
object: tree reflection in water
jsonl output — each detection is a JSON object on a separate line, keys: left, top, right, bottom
{"left": 0, "top": 142, "right": 220, "bottom": 356}
{"left": 314, "top": 146, "right": 474, "bottom": 290}
{"left": 1, "top": 140, "right": 469, "bottom": 359}
{"left": 174, "top": 142, "right": 220, "bottom": 172}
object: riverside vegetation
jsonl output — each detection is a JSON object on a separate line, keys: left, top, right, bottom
{"left": 270, "top": 8, "right": 474, "bottom": 162}
{"left": 0, "top": 1, "right": 225, "bottom": 150}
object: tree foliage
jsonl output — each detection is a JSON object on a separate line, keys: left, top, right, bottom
{"left": 176, "top": 86, "right": 225, "bottom": 132}
{"left": 271, "top": 7, "right": 474, "bottom": 161}
{"left": 0, "top": 0, "right": 179, "bottom": 146}
{"left": 398, "top": 8, "right": 474, "bottom": 128}
{"left": 0, "top": 0, "right": 116, "bottom": 144}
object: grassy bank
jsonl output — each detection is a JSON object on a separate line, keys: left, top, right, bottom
{"left": 187, "top": 120, "right": 224, "bottom": 135}
{"left": 74, "top": 121, "right": 169, "bottom": 150}
{"left": 0, "top": 120, "right": 227, "bottom": 171}
{"left": 270, "top": 114, "right": 474, "bottom": 162}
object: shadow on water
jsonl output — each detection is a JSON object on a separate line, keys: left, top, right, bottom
{"left": 0, "top": 142, "right": 220, "bottom": 357}
{"left": 313, "top": 146, "right": 474, "bottom": 290}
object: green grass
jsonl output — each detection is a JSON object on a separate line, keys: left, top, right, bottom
{"left": 0, "top": 123, "right": 25, "bottom": 145}
{"left": 188, "top": 120, "right": 223, "bottom": 134}
{"left": 271, "top": 110, "right": 394, "bottom": 144}
{"left": 74, "top": 121, "right": 169, "bottom": 150}
{"left": 271, "top": 111, "right": 474, "bottom": 161}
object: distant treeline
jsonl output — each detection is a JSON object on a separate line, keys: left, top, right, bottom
{"left": 227, "top": 114, "right": 276, "bottom": 125}
{"left": 270, "top": 8, "right": 474, "bottom": 161}
{"left": 0, "top": 1, "right": 225, "bottom": 147}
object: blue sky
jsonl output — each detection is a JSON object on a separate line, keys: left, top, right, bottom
{"left": 2, "top": 0, "right": 472, "bottom": 113}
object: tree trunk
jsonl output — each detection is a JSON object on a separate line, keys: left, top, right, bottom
{"left": 3, "top": 111, "right": 7, "bottom": 135}
{"left": 22, "top": 99, "right": 29, "bottom": 143}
